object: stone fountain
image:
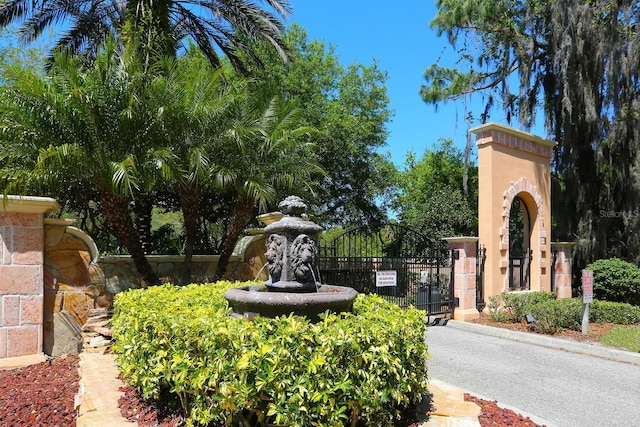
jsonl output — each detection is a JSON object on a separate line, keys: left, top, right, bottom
{"left": 224, "top": 196, "right": 357, "bottom": 321}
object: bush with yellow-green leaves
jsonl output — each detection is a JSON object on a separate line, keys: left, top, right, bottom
{"left": 112, "top": 282, "right": 429, "bottom": 427}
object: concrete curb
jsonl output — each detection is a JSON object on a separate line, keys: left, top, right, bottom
{"left": 445, "top": 320, "right": 640, "bottom": 366}
{"left": 0, "top": 353, "right": 46, "bottom": 370}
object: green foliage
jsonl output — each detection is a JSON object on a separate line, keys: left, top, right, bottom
{"left": 600, "top": 326, "right": 640, "bottom": 353}
{"left": 528, "top": 298, "right": 583, "bottom": 334}
{"left": 393, "top": 139, "right": 477, "bottom": 242}
{"left": 0, "top": 0, "right": 290, "bottom": 75}
{"left": 590, "top": 300, "right": 640, "bottom": 325}
{"left": 502, "top": 291, "right": 557, "bottom": 322}
{"left": 587, "top": 258, "right": 640, "bottom": 306}
{"left": 486, "top": 295, "right": 509, "bottom": 322}
{"left": 239, "top": 24, "right": 395, "bottom": 226}
{"left": 112, "top": 282, "right": 429, "bottom": 426}
{"left": 425, "top": 0, "right": 640, "bottom": 271}
{"left": 498, "top": 293, "right": 640, "bottom": 335}
{"left": 0, "top": 40, "right": 323, "bottom": 281}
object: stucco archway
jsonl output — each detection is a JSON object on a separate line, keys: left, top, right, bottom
{"left": 471, "top": 123, "right": 556, "bottom": 302}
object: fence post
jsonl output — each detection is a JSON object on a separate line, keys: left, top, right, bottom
{"left": 551, "top": 242, "right": 573, "bottom": 299}
{"left": 443, "top": 237, "right": 480, "bottom": 321}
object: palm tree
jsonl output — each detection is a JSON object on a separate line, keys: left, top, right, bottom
{"left": 143, "top": 53, "right": 321, "bottom": 282}
{"left": 145, "top": 54, "right": 233, "bottom": 283}
{"left": 0, "top": 41, "right": 172, "bottom": 286}
{"left": 0, "top": 0, "right": 291, "bottom": 72}
{"left": 213, "top": 82, "right": 322, "bottom": 278}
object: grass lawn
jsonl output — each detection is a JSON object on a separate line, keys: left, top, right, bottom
{"left": 601, "top": 325, "right": 640, "bottom": 352}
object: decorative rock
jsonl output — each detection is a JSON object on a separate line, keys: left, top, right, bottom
{"left": 82, "top": 319, "right": 110, "bottom": 332}
{"left": 45, "top": 311, "right": 83, "bottom": 357}
{"left": 55, "top": 291, "right": 95, "bottom": 326}
{"left": 88, "top": 336, "right": 112, "bottom": 348}
{"left": 93, "top": 327, "right": 113, "bottom": 338}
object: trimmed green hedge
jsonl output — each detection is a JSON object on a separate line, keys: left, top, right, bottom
{"left": 590, "top": 300, "right": 640, "bottom": 324}
{"left": 494, "top": 292, "right": 640, "bottom": 334}
{"left": 502, "top": 291, "right": 557, "bottom": 322}
{"left": 528, "top": 298, "right": 582, "bottom": 334}
{"left": 112, "top": 282, "right": 429, "bottom": 427}
{"left": 587, "top": 258, "right": 640, "bottom": 305}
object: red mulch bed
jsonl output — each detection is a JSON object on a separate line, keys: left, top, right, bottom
{"left": 469, "top": 312, "right": 617, "bottom": 342}
{"left": 465, "top": 394, "right": 545, "bottom": 427}
{"left": 117, "top": 381, "right": 545, "bottom": 427}
{"left": 0, "top": 354, "right": 80, "bottom": 426}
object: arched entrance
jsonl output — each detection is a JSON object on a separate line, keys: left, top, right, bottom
{"left": 471, "top": 123, "right": 556, "bottom": 301}
{"left": 509, "top": 195, "right": 532, "bottom": 290}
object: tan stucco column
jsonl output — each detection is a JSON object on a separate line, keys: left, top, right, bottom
{"left": 443, "top": 237, "right": 479, "bottom": 321}
{"left": 471, "top": 123, "right": 556, "bottom": 303}
{"left": 551, "top": 242, "right": 574, "bottom": 299}
{"left": 0, "top": 196, "right": 59, "bottom": 359}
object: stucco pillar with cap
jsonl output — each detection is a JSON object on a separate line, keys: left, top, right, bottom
{"left": 551, "top": 242, "right": 574, "bottom": 299}
{"left": 443, "top": 237, "right": 479, "bottom": 321}
{"left": 0, "top": 196, "right": 59, "bottom": 359}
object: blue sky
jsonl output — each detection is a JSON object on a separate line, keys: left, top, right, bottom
{"left": 286, "top": 1, "right": 519, "bottom": 167}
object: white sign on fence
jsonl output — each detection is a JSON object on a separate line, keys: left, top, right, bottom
{"left": 376, "top": 270, "right": 397, "bottom": 287}
{"left": 420, "top": 270, "right": 428, "bottom": 284}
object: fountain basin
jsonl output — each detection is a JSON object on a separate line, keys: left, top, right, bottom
{"left": 224, "top": 284, "right": 358, "bottom": 321}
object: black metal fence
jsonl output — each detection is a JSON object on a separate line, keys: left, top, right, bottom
{"left": 550, "top": 249, "right": 557, "bottom": 293}
{"left": 476, "top": 244, "right": 486, "bottom": 311}
{"left": 509, "top": 249, "right": 532, "bottom": 291}
{"left": 318, "top": 224, "right": 455, "bottom": 315}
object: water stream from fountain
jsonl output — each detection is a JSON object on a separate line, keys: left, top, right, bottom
{"left": 252, "top": 262, "right": 269, "bottom": 283}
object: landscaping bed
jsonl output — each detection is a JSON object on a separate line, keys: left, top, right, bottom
{"left": 0, "top": 345, "right": 549, "bottom": 427}
{"left": 465, "top": 394, "right": 546, "bottom": 427}
{"left": 470, "top": 312, "right": 617, "bottom": 343}
{"left": 118, "top": 381, "right": 548, "bottom": 426}
{"left": 0, "top": 354, "right": 80, "bottom": 426}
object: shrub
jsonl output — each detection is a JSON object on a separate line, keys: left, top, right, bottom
{"left": 590, "top": 300, "right": 640, "bottom": 324}
{"left": 528, "top": 298, "right": 582, "bottom": 334}
{"left": 112, "top": 282, "right": 429, "bottom": 427}
{"left": 486, "top": 295, "right": 509, "bottom": 322}
{"left": 587, "top": 258, "right": 640, "bottom": 306}
{"left": 499, "top": 296, "right": 640, "bottom": 335}
{"left": 502, "top": 291, "right": 557, "bottom": 322}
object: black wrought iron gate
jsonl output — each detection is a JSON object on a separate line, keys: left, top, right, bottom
{"left": 318, "top": 224, "right": 455, "bottom": 315}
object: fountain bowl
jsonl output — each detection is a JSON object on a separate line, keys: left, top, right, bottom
{"left": 224, "top": 284, "right": 358, "bottom": 322}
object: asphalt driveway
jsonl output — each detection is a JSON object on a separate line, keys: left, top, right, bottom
{"left": 426, "top": 321, "right": 640, "bottom": 427}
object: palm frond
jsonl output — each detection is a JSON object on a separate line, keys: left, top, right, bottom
{"left": 110, "top": 155, "right": 139, "bottom": 197}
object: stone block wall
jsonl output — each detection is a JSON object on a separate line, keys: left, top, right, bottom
{"left": 97, "top": 234, "right": 269, "bottom": 294}
{"left": 0, "top": 197, "right": 59, "bottom": 359}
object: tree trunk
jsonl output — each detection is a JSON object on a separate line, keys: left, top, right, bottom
{"left": 180, "top": 186, "right": 200, "bottom": 285}
{"left": 133, "top": 193, "right": 154, "bottom": 254}
{"left": 100, "top": 192, "right": 161, "bottom": 287}
{"left": 215, "top": 195, "right": 255, "bottom": 280}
